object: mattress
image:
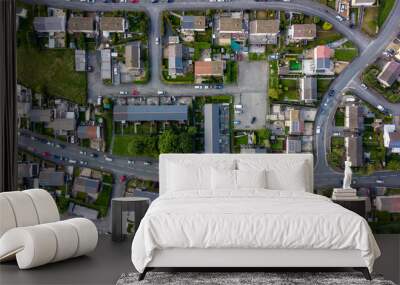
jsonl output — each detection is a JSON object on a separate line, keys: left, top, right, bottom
{"left": 131, "top": 190, "right": 380, "bottom": 273}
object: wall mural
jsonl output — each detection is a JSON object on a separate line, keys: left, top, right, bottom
{"left": 16, "top": 1, "right": 400, "bottom": 234}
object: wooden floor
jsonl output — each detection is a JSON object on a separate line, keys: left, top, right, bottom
{"left": 0, "top": 235, "right": 398, "bottom": 285}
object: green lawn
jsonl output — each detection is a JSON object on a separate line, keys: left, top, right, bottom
{"left": 162, "top": 71, "right": 194, "bottom": 84}
{"left": 17, "top": 47, "right": 87, "bottom": 105}
{"left": 271, "top": 139, "right": 284, "bottom": 151}
{"left": 224, "top": 61, "right": 238, "bottom": 83}
{"left": 362, "top": 7, "right": 379, "bottom": 36}
{"left": 335, "top": 110, "right": 345, "bottom": 126}
{"left": 279, "top": 79, "right": 299, "bottom": 101}
{"left": 317, "top": 78, "right": 333, "bottom": 94}
{"left": 269, "top": 60, "right": 279, "bottom": 99}
{"left": 235, "top": 135, "right": 248, "bottom": 145}
{"left": 329, "top": 137, "right": 345, "bottom": 169}
{"left": 334, "top": 48, "right": 359, "bottom": 62}
{"left": 378, "top": 0, "right": 396, "bottom": 27}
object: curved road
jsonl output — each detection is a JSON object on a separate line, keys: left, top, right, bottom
{"left": 314, "top": 0, "right": 400, "bottom": 179}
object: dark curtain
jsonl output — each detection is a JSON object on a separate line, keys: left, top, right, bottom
{"left": 0, "top": 0, "right": 17, "bottom": 192}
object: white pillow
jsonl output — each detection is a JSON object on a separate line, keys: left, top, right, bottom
{"left": 236, "top": 169, "right": 267, "bottom": 189}
{"left": 167, "top": 160, "right": 236, "bottom": 192}
{"left": 237, "top": 159, "right": 309, "bottom": 192}
{"left": 211, "top": 168, "right": 236, "bottom": 190}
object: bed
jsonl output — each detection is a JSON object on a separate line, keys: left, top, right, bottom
{"left": 131, "top": 154, "right": 380, "bottom": 280}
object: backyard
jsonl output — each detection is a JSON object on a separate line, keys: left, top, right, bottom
{"left": 17, "top": 47, "right": 87, "bottom": 105}
{"left": 362, "top": 7, "right": 379, "bottom": 36}
{"left": 334, "top": 48, "right": 359, "bottom": 62}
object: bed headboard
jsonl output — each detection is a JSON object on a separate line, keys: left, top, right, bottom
{"left": 159, "top": 154, "right": 314, "bottom": 195}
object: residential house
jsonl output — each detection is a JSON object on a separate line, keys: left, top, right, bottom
{"left": 249, "top": 19, "right": 280, "bottom": 45}
{"left": 194, "top": 61, "right": 224, "bottom": 78}
{"left": 100, "top": 17, "right": 125, "bottom": 35}
{"left": 101, "top": 49, "right": 112, "bottom": 80}
{"left": 30, "top": 109, "right": 52, "bottom": 123}
{"left": 377, "top": 61, "right": 400, "bottom": 87}
{"left": 113, "top": 105, "right": 188, "bottom": 122}
{"left": 345, "top": 136, "right": 363, "bottom": 167}
{"left": 286, "top": 137, "right": 302, "bottom": 153}
{"left": 17, "top": 84, "right": 32, "bottom": 118}
{"left": 375, "top": 195, "right": 400, "bottom": 213}
{"left": 351, "top": 0, "right": 375, "bottom": 6}
{"left": 204, "top": 104, "right": 230, "bottom": 153}
{"left": 383, "top": 125, "right": 400, "bottom": 153}
{"left": 33, "top": 16, "right": 66, "bottom": 33}
{"left": 75, "top": 49, "right": 86, "bottom": 72}
{"left": 181, "top": 16, "right": 206, "bottom": 33}
{"left": 314, "top": 45, "right": 334, "bottom": 74}
{"left": 168, "top": 43, "right": 184, "bottom": 77}
{"left": 288, "top": 109, "right": 304, "bottom": 135}
{"left": 300, "top": 76, "right": 317, "bottom": 103}
{"left": 125, "top": 42, "right": 142, "bottom": 72}
{"left": 77, "top": 125, "right": 102, "bottom": 139}
{"left": 336, "top": 0, "right": 351, "bottom": 20}
{"left": 345, "top": 104, "right": 362, "bottom": 133}
{"left": 18, "top": 162, "right": 39, "bottom": 178}
{"left": 68, "top": 16, "right": 94, "bottom": 34}
{"left": 217, "top": 14, "right": 244, "bottom": 46}
{"left": 33, "top": 16, "right": 66, "bottom": 48}
{"left": 288, "top": 24, "right": 316, "bottom": 42}
{"left": 39, "top": 169, "right": 65, "bottom": 187}
{"left": 47, "top": 118, "right": 77, "bottom": 135}
{"left": 73, "top": 176, "right": 101, "bottom": 201}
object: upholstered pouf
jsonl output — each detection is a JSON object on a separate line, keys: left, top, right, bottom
{"left": 0, "top": 189, "right": 98, "bottom": 269}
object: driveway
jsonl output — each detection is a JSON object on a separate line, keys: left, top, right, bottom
{"left": 234, "top": 61, "right": 268, "bottom": 130}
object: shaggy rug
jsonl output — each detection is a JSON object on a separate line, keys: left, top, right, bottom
{"left": 116, "top": 271, "right": 395, "bottom": 285}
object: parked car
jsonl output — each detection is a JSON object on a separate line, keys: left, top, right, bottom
{"left": 377, "top": 105, "right": 385, "bottom": 112}
{"left": 328, "top": 89, "right": 335, "bottom": 97}
{"left": 42, "top": 152, "right": 50, "bottom": 157}
{"left": 157, "top": 90, "right": 166, "bottom": 95}
{"left": 104, "top": 155, "right": 113, "bottom": 162}
{"left": 128, "top": 160, "right": 135, "bottom": 165}
{"left": 120, "top": 175, "right": 127, "bottom": 183}
{"left": 316, "top": 126, "right": 321, "bottom": 134}
{"left": 79, "top": 151, "right": 87, "bottom": 155}
{"left": 251, "top": 117, "right": 256, "bottom": 124}
{"left": 233, "top": 120, "right": 241, "bottom": 125}
{"left": 87, "top": 66, "right": 93, "bottom": 72}
{"left": 376, "top": 179, "right": 384, "bottom": 184}
{"left": 69, "top": 159, "right": 77, "bottom": 164}
{"left": 90, "top": 153, "right": 98, "bottom": 158}
{"left": 144, "top": 161, "right": 152, "bottom": 165}
{"left": 361, "top": 83, "right": 368, "bottom": 90}
{"left": 119, "top": 91, "right": 128, "bottom": 95}
{"left": 155, "top": 37, "right": 159, "bottom": 45}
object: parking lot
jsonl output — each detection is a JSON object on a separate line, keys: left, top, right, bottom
{"left": 234, "top": 61, "right": 268, "bottom": 130}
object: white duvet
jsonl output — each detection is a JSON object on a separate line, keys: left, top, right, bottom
{"left": 131, "top": 190, "right": 380, "bottom": 273}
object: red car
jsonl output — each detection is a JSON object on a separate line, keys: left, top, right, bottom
{"left": 131, "top": 0, "right": 139, "bottom": 3}
{"left": 119, "top": 175, "right": 127, "bottom": 183}
{"left": 42, "top": 151, "right": 50, "bottom": 157}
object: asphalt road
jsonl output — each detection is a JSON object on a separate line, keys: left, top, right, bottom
{"left": 18, "top": 129, "right": 159, "bottom": 181}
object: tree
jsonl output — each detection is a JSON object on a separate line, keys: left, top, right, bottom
{"left": 178, "top": 133, "right": 193, "bottom": 153}
{"left": 313, "top": 16, "right": 321, "bottom": 24}
{"left": 322, "top": 22, "right": 333, "bottom": 31}
{"left": 158, "top": 130, "right": 178, "bottom": 153}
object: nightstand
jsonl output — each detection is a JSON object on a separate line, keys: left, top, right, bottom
{"left": 332, "top": 197, "right": 368, "bottom": 219}
{"left": 111, "top": 197, "right": 150, "bottom": 242}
